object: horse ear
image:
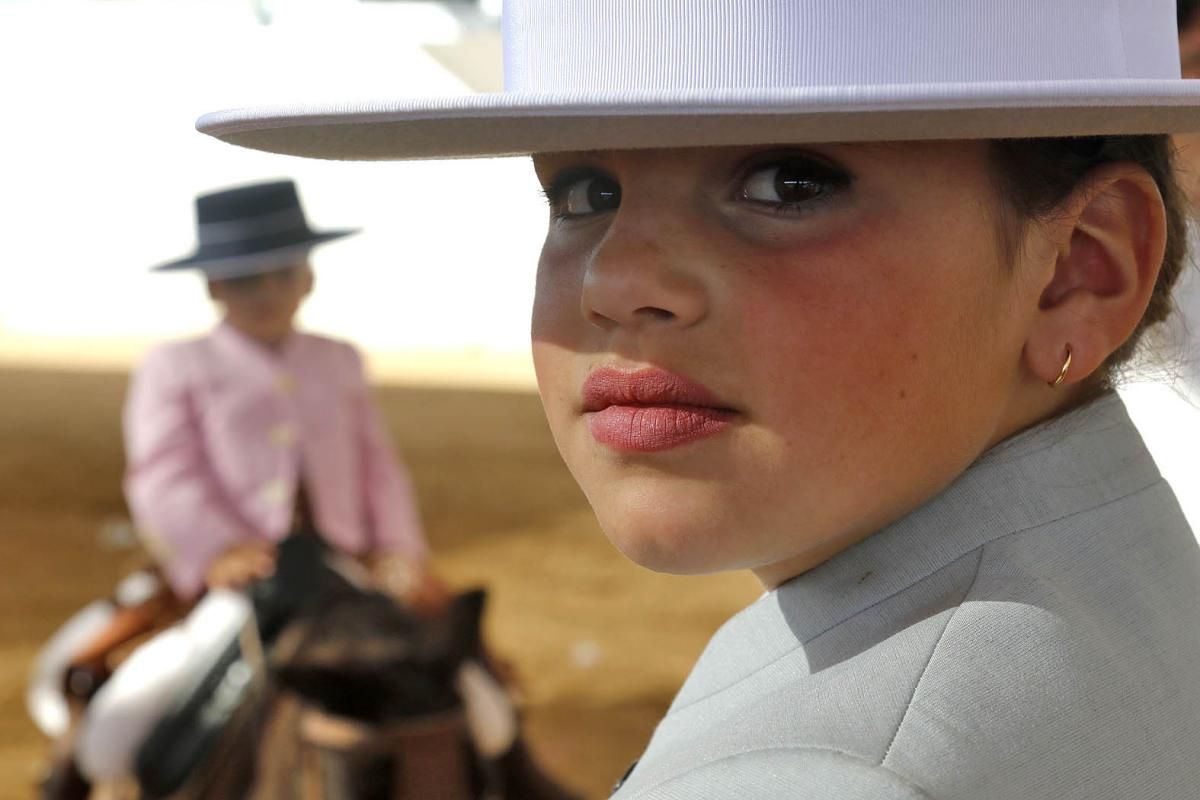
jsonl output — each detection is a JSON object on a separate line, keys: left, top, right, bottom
{"left": 438, "top": 589, "right": 488, "bottom": 665}
{"left": 252, "top": 533, "right": 332, "bottom": 643}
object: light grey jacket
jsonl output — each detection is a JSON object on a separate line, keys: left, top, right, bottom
{"left": 613, "top": 394, "right": 1200, "bottom": 799}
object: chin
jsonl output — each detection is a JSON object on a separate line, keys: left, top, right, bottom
{"left": 589, "top": 482, "right": 742, "bottom": 575}
{"left": 608, "top": 530, "right": 717, "bottom": 575}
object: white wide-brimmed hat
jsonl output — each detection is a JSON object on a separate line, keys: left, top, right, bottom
{"left": 199, "top": 0, "right": 1200, "bottom": 161}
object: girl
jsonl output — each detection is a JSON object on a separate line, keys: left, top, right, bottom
{"left": 126, "top": 179, "right": 446, "bottom": 607}
{"left": 200, "top": 2, "right": 1200, "bottom": 797}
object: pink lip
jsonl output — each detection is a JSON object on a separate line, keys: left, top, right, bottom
{"left": 581, "top": 367, "right": 737, "bottom": 453}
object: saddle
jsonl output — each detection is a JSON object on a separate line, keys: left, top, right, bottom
{"left": 33, "top": 568, "right": 190, "bottom": 800}
{"left": 134, "top": 531, "right": 330, "bottom": 798}
{"left": 30, "top": 569, "right": 188, "bottom": 740}
{"left": 41, "top": 523, "right": 580, "bottom": 800}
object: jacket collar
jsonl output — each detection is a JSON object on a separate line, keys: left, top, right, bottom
{"left": 671, "top": 393, "right": 1164, "bottom": 709}
{"left": 212, "top": 319, "right": 303, "bottom": 369}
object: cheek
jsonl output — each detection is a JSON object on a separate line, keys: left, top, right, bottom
{"left": 224, "top": 297, "right": 255, "bottom": 320}
{"left": 531, "top": 251, "right": 574, "bottom": 338}
{"left": 285, "top": 289, "right": 306, "bottom": 314}
{"left": 531, "top": 249, "right": 585, "bottom": 433}
{"left": 531, "top": 237, "right": 596, "bottom": 368}
{"left": 730, "top": 219, "right": 1001, "bottom": 433}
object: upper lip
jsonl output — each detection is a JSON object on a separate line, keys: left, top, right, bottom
{"left": 581, "top": 367, "right": 733, "bottom": 413}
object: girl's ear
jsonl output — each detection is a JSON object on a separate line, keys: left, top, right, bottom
{"left": 1022, "top": 163, "right": 1167, "bottom": 388}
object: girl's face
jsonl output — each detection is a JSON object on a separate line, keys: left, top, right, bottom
{"left": 208, "top": 262, "right": 313, "bottom": 348}
{"left": 531, "top": 142, "right": 1048, "bottom": 586}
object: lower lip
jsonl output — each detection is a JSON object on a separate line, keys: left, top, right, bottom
{"left": 586, "top": 405, "right": 735, "bottom": 453}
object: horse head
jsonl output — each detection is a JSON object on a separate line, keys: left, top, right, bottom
{"left": 271, "top": 586, "right": 487, "bottom": 724}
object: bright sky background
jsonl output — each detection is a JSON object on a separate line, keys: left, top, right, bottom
{"left": 0, "top": 0, "right": 1195, "bottom": 529}
{"left": 0, "top": 0, "right": 545, "bottom": 385}
{"left": 0, "top": 1, "right": 1196, "bottom": 509}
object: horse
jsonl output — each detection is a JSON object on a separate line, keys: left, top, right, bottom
{"left": 129, "top": 532, "right": 581, "bottom": 800}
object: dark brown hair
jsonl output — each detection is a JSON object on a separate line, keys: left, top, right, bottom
{"left": 989, "top": 136, "right": 1189, "bottom": 372}
{"left": 1182, "top": 0, "right": 1200, "bottom": 29}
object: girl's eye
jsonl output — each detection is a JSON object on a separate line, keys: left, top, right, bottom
{"left": 547, "top": 173, "right": 622, "bottom": 218}
{"left": 737, "top": 158, "right": 851, "bottom": 212}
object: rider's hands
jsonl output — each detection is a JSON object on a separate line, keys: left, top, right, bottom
{"left": 370, "top": 554, "right": 453, "bottom": 616}
{"left": 407, "top": 568, "right": 454, "bottom": 616}
{"left": 205, "top": 541, "right": 277, "bottom": 590}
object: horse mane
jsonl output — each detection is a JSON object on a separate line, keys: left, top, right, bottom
{"left": 272, "top": 588, "right": 487, "bottom": 723}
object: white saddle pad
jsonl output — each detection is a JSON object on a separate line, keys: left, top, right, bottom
{"left": 76, "top": 590, "right": 252, "bottom": 782}
{"left": 27, "top": 570, "right": 165, "bottom": 738}
{"left": 27, "top": 600, "right": 117, "bottom": 738}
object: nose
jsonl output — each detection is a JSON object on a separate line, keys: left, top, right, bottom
{"left": 580, "top": 223, "right": 708, "bottom": 332}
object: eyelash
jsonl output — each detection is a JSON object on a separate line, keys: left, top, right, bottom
{"left": 538, "top": 153, "right": 854, "bottom": 220}
{"left": 736, "top": 153, "right": 854, "bottom": 217}
{"left": 539, "top": 167, "right": 615, "bottom": 221}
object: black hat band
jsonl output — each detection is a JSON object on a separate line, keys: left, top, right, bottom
{"left": 197, "top": 207, "right": 309, "bottom": 247}
{"left": 191, "top": 227, "right": 325, "bottom": 265}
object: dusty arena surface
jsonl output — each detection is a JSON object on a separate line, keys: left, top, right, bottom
{"left": 0, "top": 366, "right": 760, "bottom": 799}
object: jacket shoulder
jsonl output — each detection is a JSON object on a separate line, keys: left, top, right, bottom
{"left": 621, "top": 747, "right": 931, "bottom": 800}
{"left": 882, "top": 517, "right": 1200, "bottom": 796}
{"left": 134, "top": 336, "right": 213, "bottom": 384}
{"left": 295, "top": 332, "right": 363, "bottom": 368}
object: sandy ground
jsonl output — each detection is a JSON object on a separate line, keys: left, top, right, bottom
{"left": 0, "top": 366, "right": 760, "bottom": 799}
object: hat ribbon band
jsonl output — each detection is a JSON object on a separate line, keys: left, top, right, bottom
{"left": 504, "top": 0, "right": 1182, "bottom": 93}
{"left": 198, "top": 207, "right": 309, "bottom": 246}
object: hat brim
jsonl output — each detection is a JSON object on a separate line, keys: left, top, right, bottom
{"left": 197, "top": 81, "right": 1200, "bottom": 162}
{"left": 153, "top": 229, "right": 357, "bottom": 278}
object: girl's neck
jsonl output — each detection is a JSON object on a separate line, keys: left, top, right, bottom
{"left": 224, "top": 319, "right": 295, "bottom": 352}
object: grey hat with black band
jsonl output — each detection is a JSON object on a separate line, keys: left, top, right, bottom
{"left": 154, "top": 180, "right": 357, "bottom": 280}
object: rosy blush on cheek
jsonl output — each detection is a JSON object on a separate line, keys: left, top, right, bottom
{"left": 526, "top": 142, "right": 1028, "bottom": 583}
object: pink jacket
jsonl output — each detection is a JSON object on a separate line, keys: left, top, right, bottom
{"left": 124, "top": 323, "right": 427, "bottom": 598}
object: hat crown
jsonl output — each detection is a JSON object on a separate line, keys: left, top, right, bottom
{"left": 192, "top": 179, "right": 313, "bottom": 250}
{"left": 151, "top": 179, "right": 355, "bottom": 278}
{"left": 195, "top": 180, "right": 305, "bottom": 226}
{"left": 503, "top": 0, "right": 1182, "bottom": 93}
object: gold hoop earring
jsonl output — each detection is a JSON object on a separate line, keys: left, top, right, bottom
{"left": 1050, "top": 346, "right": 1073, "bottom": 388}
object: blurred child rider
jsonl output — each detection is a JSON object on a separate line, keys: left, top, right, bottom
{"left": 125, "top": 180, "right": 448, "bottom": 609}
{"left": 199, "top": 1, "right": 1200, "bottom": 798}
